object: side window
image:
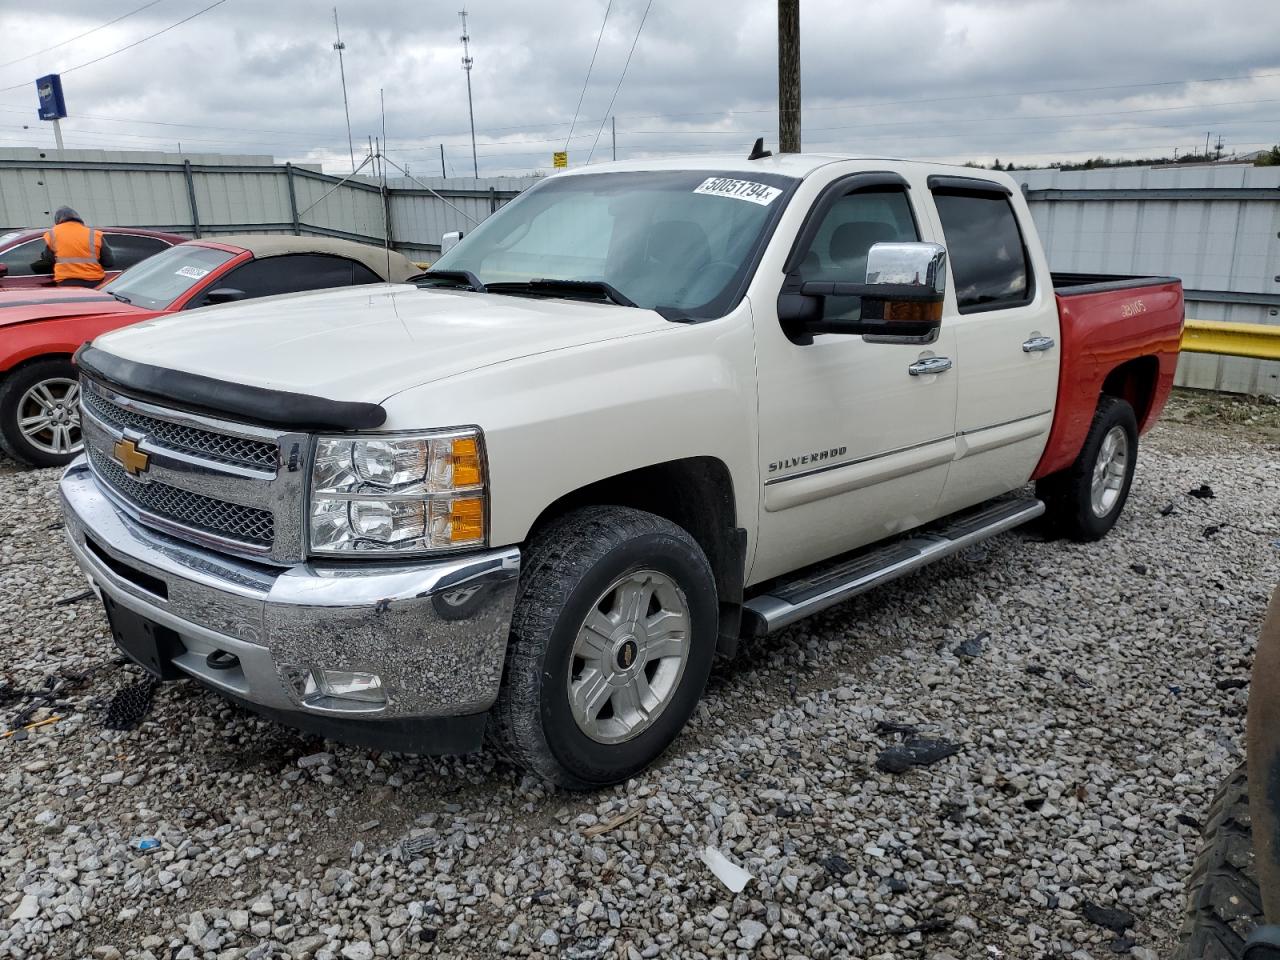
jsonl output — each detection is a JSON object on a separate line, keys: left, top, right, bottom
{"left": 794, "top": 188, "right": 919, "bottom": 320}
{"left": 105, "top": 234, "right": 171, "bottom": 270}
{"left": 0, "top": 238, "right": 45, "bottom": 276}
{"left": 206, "top": 254, "right": 365, "bottom": 302}
{"left": 350, "top": 261, "right": 382, "bottom": 285}
{"left": 931, "top": 192, "right": 1031, "bottom": 312}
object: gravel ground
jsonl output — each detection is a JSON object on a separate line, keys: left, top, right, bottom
{"left": 1, "top": 389, "right": 1278, "bottom": 960}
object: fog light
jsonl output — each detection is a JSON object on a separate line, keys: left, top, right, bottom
{"left": 286, "top": 666, "right": 386, "bottom": 706}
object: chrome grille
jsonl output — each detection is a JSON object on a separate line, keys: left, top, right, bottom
{"left": 89, "top": 446, "right": 275, "bottom": 547}
{"left": 82, "top": 387, "right": 278, "bottom": 470}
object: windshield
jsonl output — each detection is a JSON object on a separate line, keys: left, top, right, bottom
{"left": 103, "top": 244, "right": 236, "bottom": 310}
{"left": 429, "top": 169, "right": 797, "bottom": 316}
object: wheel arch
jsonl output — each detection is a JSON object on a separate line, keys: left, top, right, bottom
{"left": 1101, "top": 354, "right": 1160, "bottom": 432}
{"left": 524, "top": 456, "right": 747, "bottom": 657}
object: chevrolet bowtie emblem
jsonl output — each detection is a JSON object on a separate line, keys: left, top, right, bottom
{"left": 113, "top": 437, "right": 150, "bottom": 476}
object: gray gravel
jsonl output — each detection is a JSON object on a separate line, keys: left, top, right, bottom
{"left": 1, "top": 390, "right": 1278, "bottom": 960}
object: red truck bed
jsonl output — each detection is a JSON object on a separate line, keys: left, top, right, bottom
{"left": 1031, "top": 274, "right": 1184, "bottom": 480}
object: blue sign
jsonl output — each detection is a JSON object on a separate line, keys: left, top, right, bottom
{"left": 36, "top": 74, "right": 67, "bottom": 121}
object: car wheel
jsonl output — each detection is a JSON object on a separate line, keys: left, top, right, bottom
{"left": 0, "top": 358, "right": 83, "bottom": 468}
{"left": 1172, "top": 763, "right": 1262, "bottom": 960}
{"left": 1036, "top": 395, "right": 1138, "bottom": 542}
{"left": 491, "top": 505, "right": 718, "bottom": 789}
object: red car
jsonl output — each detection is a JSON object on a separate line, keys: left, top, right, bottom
{"left": 0, "top": 227, "right": 187, "bottom": 290}
{"left": 0, "top": 235, "right": 420, "bottom": 467}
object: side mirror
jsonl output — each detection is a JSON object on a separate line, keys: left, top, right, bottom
{"left": 778, "top": 241, "right": 948, "bottom": 339}
{"left": 203, "top": 287, "right": 246, "bottom": 305}
{"left": 440, "top": 231, "right": 463, "bottom": 255}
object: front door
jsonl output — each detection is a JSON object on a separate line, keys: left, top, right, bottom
{"left": 751, "top": 176, "right": 958, "bottom": 584}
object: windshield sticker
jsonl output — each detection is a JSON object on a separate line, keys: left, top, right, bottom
{"left": 693, "top": 177, "right": 782, "bottom": 206}
{"left": 174, "top": 265, "right": 210, "bottom": 280}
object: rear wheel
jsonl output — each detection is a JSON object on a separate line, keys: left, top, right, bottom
{"left": 1036, "top": 394, "right": 1137, "bottom": 541}
{"left": 1173, "top": 763, "right": 1263, "bottom": 960}
{"left": 0, "top": 358, "right": 83, "bottom": 468}
{"left": 491, "top": 506, "right": 718, "bottom": 789}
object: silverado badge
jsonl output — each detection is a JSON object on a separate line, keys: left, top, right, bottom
{"left": 112, "top": 437, "right": 150, "bottom": 477}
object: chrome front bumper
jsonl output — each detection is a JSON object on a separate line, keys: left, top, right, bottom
{"left": 60, "top": 460, "right": 520, "bottom": 744}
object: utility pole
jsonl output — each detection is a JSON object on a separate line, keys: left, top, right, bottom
{"left": 611, "top": 115, "right": 616, "bottom": 161}
{"left": 459, "top": 9, "right": 479, "bottom": 178}
{"left": 1204, "top": 131, "right": 1211, "bottom": 160}
{"left": 1214, "top": 134, "right": 1224, "bottom": 161}
{"left": 777, "top": 0, "right": 801, "bottom": 153}
{"left": 440, "top": 143, "right": 446, "bottom": 178}
{"left": 333, "top": 8, "right": 356, "bottom": 174}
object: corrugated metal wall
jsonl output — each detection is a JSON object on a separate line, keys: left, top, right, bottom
{"left": 1012, "top": 164, "right": 1280, "bottom": 395}
{"left": 0, "top": 149, "right": 535, "bottom": 258}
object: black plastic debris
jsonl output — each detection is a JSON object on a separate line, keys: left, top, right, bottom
{"left": 819, "top": 853, "right": 851, "bottom": 877}
{"left": 1082, "top": 900, "right": 1135, "bottom": 934}
{"left": 1026, "top": 664, "right": 1049, "bottom": 676}
{"left": 1188, "top": 484, "right": 1215, "bottom": 499}
{"left": 954, "top": 632, "right": 987, "bottom": 658}
{"left": 1216, "top": 677, "right": 1248, "bottom": 691}
{"left": 1158, "top": 502, "right": 1176, "bottom": 517}
{"left": 1130, "top": 563, "right": 1148, "bottom": 575}
{"left": 102, "top": 677, "right": 160, "bottom": 731}
{"left": 54, "top": 589, "right": 95, "bottom": 607}
{"left": 875, "top": 719, "right": 919, "bottom": 737}
{"left": 886, "top": 877, "right": 909, "bottom": 893}
{"left": 1175, "top": 813, "right": 1202, "bottom": 830}
{"left": 875, "top": 737, "right": 961, "bottom": 774}
{"left": 1203, "top": 524, "right": 1222, "bottom": 538}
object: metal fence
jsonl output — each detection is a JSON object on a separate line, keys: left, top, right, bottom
{"left": 0, "top": 149, "right": 539, "bottom": 259}
{"left": 1013, "top": 164, "right": 1280, "bottom": 395}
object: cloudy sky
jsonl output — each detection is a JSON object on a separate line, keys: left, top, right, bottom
{"left": 0, "top": 0, "right": 1277, "bottom": 176}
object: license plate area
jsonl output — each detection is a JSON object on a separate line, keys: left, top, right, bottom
{"left": 101, "top": 593, "right": 186, "bottom": 680}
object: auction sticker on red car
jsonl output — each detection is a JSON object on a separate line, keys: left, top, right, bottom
{"left": 693, "top": 177, "right": 782, "bottom": 205}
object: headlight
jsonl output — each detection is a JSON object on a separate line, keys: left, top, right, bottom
{"left": 309, "top": 429, "right": 487, "bottom": 555}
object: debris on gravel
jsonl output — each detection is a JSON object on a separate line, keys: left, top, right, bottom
{"left": 1, "top": 389, "right": 1277, "bottom": 959}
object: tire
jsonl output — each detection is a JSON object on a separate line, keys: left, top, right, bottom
{"left": 1173, "top": 763, "right": 1263, "bottom": 960}
{"left": 1036, "top": 394, "right": 1138, "bottom": 541}
{"left": 491, "top": 505, "right": 718, "bottom": 790}
{"left": 0, "top": 358, "right": 83, "bottom": 468}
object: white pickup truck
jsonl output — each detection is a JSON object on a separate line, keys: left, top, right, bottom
{"left": 60, "top": 153, "right": 1184, "bottom": 788}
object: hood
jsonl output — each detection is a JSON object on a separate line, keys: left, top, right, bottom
{"left": 92, "top": 283, "right": 674, "bottom": 404}
{"left": 0, "top": 289, "right": 144, "bottom": 329}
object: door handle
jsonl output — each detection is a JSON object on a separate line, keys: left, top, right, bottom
{"left": 908, "top": 356, "right": 953, "bottom": 376}
{"left": 1022, "top": 336, "right": 1055, "bottom": 353}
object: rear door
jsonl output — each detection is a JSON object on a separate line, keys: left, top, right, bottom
{"left": 924, "top": 176, "right": 1060, "bottom": 513}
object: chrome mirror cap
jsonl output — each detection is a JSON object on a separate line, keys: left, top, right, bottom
{"left": 440, "top": 231, "right": 463, "bottom": 255}
{"left": 866, "top": 241, "right": 947, "bottom": 296}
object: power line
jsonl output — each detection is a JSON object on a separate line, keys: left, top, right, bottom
{"left": 0, "top": 0, "right": 229, "bottom": 94}
{"left": 586, "top": 0, "right": 652, "bottom": 162}
{"left": 0, "top": 0, "right": 168, "bottom": 71}
{"left": 564, "top": 0, "right": 612, "bottom": 153}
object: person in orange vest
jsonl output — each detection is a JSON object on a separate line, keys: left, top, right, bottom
{"left": 30, "top": 206, "right": 114, "bottom": 288}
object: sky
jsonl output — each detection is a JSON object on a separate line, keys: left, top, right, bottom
{"left": 0, "top": 0, "right": 1277, "bottom": 177}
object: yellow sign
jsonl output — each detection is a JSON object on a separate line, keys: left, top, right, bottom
{"left": 552, "top": 151, "right": 568, "bottom": 169}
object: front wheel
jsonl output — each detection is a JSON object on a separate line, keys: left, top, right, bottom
{"left": 1036, "top": 394, "right": 1138, "bottom": 541}
{"left": 491, "top": 506, "right": 718, "bottom": 789}
{"left": 0, "top": 358, "right": 83, "bottom": 468}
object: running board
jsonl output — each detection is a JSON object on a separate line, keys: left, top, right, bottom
{"left": 742, "top": 498, "right": 1045, "bottom": 636}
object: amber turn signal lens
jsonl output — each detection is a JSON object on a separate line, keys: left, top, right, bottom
{"left": 884, "top": 299, "right": 944, "bottom": 323}
{"left": 450, "top": 496, "right": 485, "bottom": 542}
{"left": 451, "top": 437, "right": 483, "bottom": 488}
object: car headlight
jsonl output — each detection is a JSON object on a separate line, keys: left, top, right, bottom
{"left": 309, "top": 429, "right": 487, "bottom": 555}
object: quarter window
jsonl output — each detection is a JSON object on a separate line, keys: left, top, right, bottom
{"left": 932, "top": 192, "right": 1031, "bottom": 312}
{"left": 104, "top": 233, "right": 172, "bottom": 270}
